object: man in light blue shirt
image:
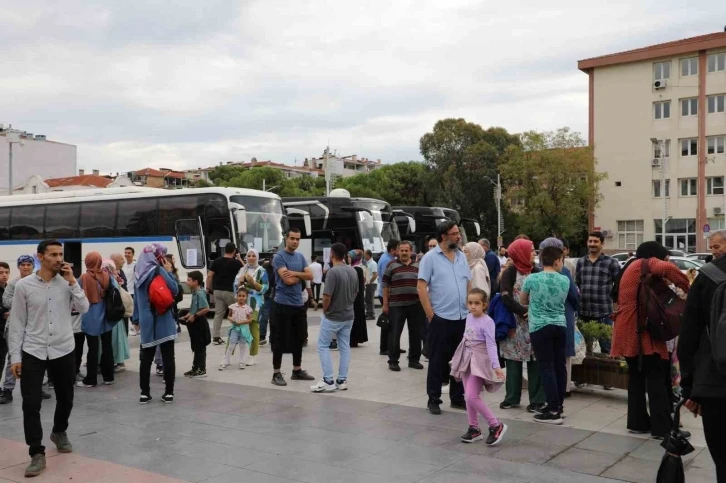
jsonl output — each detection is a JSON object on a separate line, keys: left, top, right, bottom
{"left": 417, "top": 221, "right": 471, "bottom": 415}
{"left": 376, "top": 240, "right": 399, "bottom": 355}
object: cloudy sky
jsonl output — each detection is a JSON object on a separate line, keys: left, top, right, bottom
{"left": 0, "top": 0, "right": 717, "bottom": 173}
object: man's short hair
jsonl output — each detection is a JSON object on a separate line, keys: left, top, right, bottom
{"left": 541, "top": 246, "right": 564, "bottom": 267}
{"left": 708, "top": 229, "right": 726, "bottom": 242}
{"left": 479, "top": 238, "right": 491, "bottom": 248}
{"left": 365, "top": 249, "right": 373, "bottom": 257}
{"left": 0, "top": 262, "right": 9, "bottom": 270}
{"left": 37, "top": 239, "right": 62, "bottom": 255}
{"left": 386, "top": 239, "right": 400, "bottom": 253}
{"left": 125, "top": 246, "right": 135, "bottom": 255}
{"left": 224, "top": 242, "right": 237, "bottom": 254}
{"left": 331, "top": 242, "right": 347, "bottom": 261}
{"left": 287, "top": 227, "right": 301, "bottom": 237}
{"left": 187, "top": 270, "right": 204, "bottom": 286}
{"left": 589, "top": 231, "right": 605, "bottom": 243}
{"left": 437, "top": 221, "right": 458, "bottom": 243}
{"left": 399, "top": 240, "right": 413, "bottom": 250}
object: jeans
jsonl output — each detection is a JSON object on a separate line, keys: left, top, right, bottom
{"left": 213, "top": 290, "right": 237, "bottom": 339}
{"left": 426, "top": 314, "right": 465, "bottom": 405}
{"left": 365, "top": 284, "right": 377, "bottom": 317}
{"left": 83, "top": 331, "right": 114, "bottom": 386}
{"left": 140, "top": 341, "right": 175, "bottom": 396}
{"left": 701, "top": 398, "right": 726, "bottom": 482}
{"left": 259, "top": 298, "right": 271, "bottom": 340}
{"left": 317, "top": 315, "right": 353, "bottom": 382}
{"left": 530, "top": 324, "right": 567, "bottom": 411}
{"left": 581, "top": 315, "right": 613, "bottom": 354}
{"left": 21, "top": 351, "right": 75, "bottom": 456}
{"left": 312, "top": 284, "right": 322, "bottom": 304}
{"left": 388, "top": 304, "right": 424, "bottom": 364}
{"left": 624, "top": 355, "right": 672, "bottom": 437}
{"left": 222, "top": 330, "right": 248, "bottom": 366}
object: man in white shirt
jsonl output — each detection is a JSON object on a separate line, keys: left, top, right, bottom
{"left": 364, "top": 250, "right": 378, "bottom": 320}
{"left": 8, "top": 240, "right": 89, "bottom": 477}
{"left": 310, "top": 256, "right": 324, "bottom": 307}
{"left": 122, "top": 247, "right": 137, "bottom": 335}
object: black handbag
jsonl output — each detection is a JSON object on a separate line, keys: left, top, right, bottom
{"left": 376, "top": 313, "right": 389, "bottom": 329}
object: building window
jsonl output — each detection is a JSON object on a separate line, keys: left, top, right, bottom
{"left": 708, "top": 94, "right": 725, "bottom": 113}
{"left": 654, "top": 101, "right": 671, "bottom": 120}
{"left": 617, "top": 220, "right": 644, "bottom": 250}
{"left": 653, "top": 179, "right": 670, "bottom": 198}
{"left": 680, "top": 178, "right": 698, "bottom": 197}
{"left": 708, "top": 53, "right": 726, "bottom": 73}
{"left": 707, "top": 176, "right": 725, "bottom": 195}
{"left": 681, "top": 57, "right": 698, "bottom": 77}
{"left": 655, "top": 218, "right": 696, "bottom": 252}
{"left": 654, "top": 139, "right": 671, "bottom": 158}
{"left": 681, "top": 138, "right": 698, "bottom": 156}
{"left": 708, "top": 135, "right": 726, "bottom": 155}
{"left": 654, "top": 61, "right": 671, "bottom": 81}
{"left": 681, "top": 98, "right": 698, "bottom": 117}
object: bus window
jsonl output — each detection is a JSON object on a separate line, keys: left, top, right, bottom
{"left": 175, "top": 219, "right": 205, "bottom": 269}
{"left": 0, "top": 208, "right": 9, "bottom": 240}
{"left": 158, "top": 195, "right": 200, "bottom": 236}
{"left": 10, "top": 206, "right": 45, "bottom": 240}
{"left": 117, "top": 199, "right": 158, "bottom": 237}
{"left": 80, "top": 201, "right": 117, "bottom": 238}
{"left": 46, "top": 203, "right": 80, "bottom": 239}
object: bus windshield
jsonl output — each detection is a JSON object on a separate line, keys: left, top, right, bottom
{"left": 230, "top": 195, "right": 285, "bottom": 253}
{"left": 353, "top": 203, "right": 399, "bottom": 254}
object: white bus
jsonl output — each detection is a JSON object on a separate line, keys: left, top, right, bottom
{"left": 0, "top": 187, "right": 288, "bottom": 307}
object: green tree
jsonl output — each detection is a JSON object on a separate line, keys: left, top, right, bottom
{"left": 334, "top": 161, "right": 436, "bottom": 205}
{"left": 499, "top": 127, "right": 605, "bottom": 241}
{"left": 195, "top": 179, "right": 213, "bottom": 188}
{"left": 419, "top": 119, "right": 520, "bottom": 236}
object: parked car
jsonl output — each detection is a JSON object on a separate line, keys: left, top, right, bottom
{"left": 610, "top": 252, "right": 633, "bottom": 267}
{"left": 666, "top": 249, "right": 689, "bottom": 257}
{"left": 688, "top": 252, "right": 713, "bottom": 263}
{"left": 669, "top": 256, "right": 704, "bottom": 274}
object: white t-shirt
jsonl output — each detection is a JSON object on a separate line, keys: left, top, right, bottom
{"left": 302, "top": 280, "right": 311, "bottom": 304}
{"left": 498, "top": 256, "right": 507, "bottom": 266}
{"left": 365, "top": 259, "right": 378, "bottom": 284}
{"left": 122, "top": 261, "right": 136, "bottom": 294}
{"left": 310, "top": 262, "right": 323, "bottom": 284}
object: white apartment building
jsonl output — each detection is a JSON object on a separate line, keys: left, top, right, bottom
{"left": 579, "top": 31, "right": 726, "bottom": 253}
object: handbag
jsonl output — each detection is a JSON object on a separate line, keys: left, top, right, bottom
{"left": 376, "top": 313, "right": 389, "bottom": 329}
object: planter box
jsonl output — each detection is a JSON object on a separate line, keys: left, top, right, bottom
{"left": 571, "top": 356, "right": 628, "bottom": 390}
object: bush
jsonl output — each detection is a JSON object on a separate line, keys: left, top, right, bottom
{"left": 577, "top": 320, "right": 613, "bottom": 355}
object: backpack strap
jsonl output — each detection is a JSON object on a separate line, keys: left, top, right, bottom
{"left": 699, "top": 263, "right": 726, "bottom": 285}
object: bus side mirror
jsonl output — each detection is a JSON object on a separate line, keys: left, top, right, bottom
{"left": 229, "top": 202, "right": 247, "bottom": 234}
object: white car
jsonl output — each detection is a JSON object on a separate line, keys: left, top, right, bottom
{"left": 688, "top": 253, "right": 712, "bottom": 263}
{"left": 610, "top": 252, "right": 633, "bottom": 267}
{"left": 669, "top": 256, "right": 704, "bottom": 274}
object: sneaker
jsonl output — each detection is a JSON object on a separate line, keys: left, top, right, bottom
{"left": 161, "top": 394, "right": 174, "bottom": 404}
{"left": 238, "top": 363, "right": 246, "bottom": 370}
{"left": 76, "top": 382, "right": 95, "bottom": 388}
{"left": 427, "top": 401, "right": 442, "bottom": 415}
{"left": 527, "top": 403, "right": 546, "bottom": 413}
{"left": 335, "top": 380, "right": 348, "bottom": 391}
{"left": 329, "top": 340, "right": 338, "bottom": 351}
{"left": 218, "top": 363, "right": 228, "bottom": 371}
{"left": 271, "top": 372, "right": 287, "bottom": 386}
{"left": 450, "top": 401, "right": 467, "bottom": 411}
{"left": 310, "top": 380, "right": 337, "bottom": 393}
{"left": 114, "top": 364, "right": 126, "bottom": 373}
{"left": 47, "top": 382, "right": 54, "bottom": 390}
{"left": 534, "top": 411, "right": 563, "bottom": 425}
{"left": 129, "top": 327, "right": 137, "bottom": 336}
{"left": 628, "top": 429, "right": 649, "bottom": 435}
{"left": 259, "top": 339, "right": 268, "bottom": 346}
{"left": 0, "top": 389, "right": 12, "bottom": 404}
{"left": 460, "top": 426, "right": 483, "bottom": 443}
{"left": 41, "top": 390, "right": 52, "bottom": 399}
{"left": 191, "top": 369, "right": 207, "bottom": 378}
{"left": 213, "top": 337, "right": 225, "bottom": 345}
{"left": 389, "top": 362, "right": 401, "bottom": 372}
{"left": 291, "top": 370, "right": 314, "bottom": 381}
{"left": 50, "top": 432, "right": 73, "bottom": 453}
{"left": 24, "top": 454, "right": 46, "bottom": 477}
{"left": 246, "top": 356, "right": 256, "bottom": 366}
{"left": 103, "top": 381, "right": 115, "bottom": 386}
{"left": 156, "top": 366, "right": 164, "bottom": 376}
{"left": 184, "top": 368, "right": 196, "bottom": 377}
{"left": 486, "top": 423, "right": 508, "bottom": 446}
{"left": 408, "top": 361, "right": 424, "bottom": 370}
{"left": 499, "top": 401, "right": 520, "bottom": 409}
{"left": 139, "top": 394, "right": 152, "bottom": 405}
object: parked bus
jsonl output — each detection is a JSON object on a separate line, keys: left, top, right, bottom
{"left": 0, "top": 187, "right": 288, "bottom": 307}
{"left": 283, "top": 189, "right": 400, "bottom": 262}
{"left": 393, "top": 206, "right": 481, "bottom": 254}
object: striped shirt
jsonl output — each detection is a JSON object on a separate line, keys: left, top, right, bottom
{"left": 382, "top": 259, "right": 420, "bottom": 307}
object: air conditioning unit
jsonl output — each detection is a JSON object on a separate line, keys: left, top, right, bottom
{"left": 715, "top": 207, "right": 723, "bottom": 216}
{"left": 602, "top": 229, "right": 614, "bottom": 238}
{"left": 651, "top": 158, "right": 662, "bottom": 167}
{"left": 654, "top": 80, "right": 667, "bottom": 90}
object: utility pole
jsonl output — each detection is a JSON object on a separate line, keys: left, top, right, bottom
{"left": 324, "top": 147, "right": 330, "bottom": 196}
{"left": 484, "top": 174, "right": 504, "bottom": 249}
{"left": 6, "top": 127, "right": 22, "bottom": 195}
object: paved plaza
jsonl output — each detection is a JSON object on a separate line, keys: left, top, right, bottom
{"left": 0, "top": 312, "right": 716, "bottom": 482}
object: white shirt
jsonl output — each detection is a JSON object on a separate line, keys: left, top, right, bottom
{"left": 122, "top": 261, "right": 136, "bottom": 294}
{"left": 310, "top": 262, "right": 323, "bottom": 284}
{"left": 302, "top": 280, "right": 311, "bottom": 304}
{"left": 498, "top": 256, "right": 507, "bottom": 266}
{"left": 365, "top": 259, "right": 378, "bottom": 284}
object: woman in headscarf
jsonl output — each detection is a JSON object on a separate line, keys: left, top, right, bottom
{"left": 234, "top": 248, "right": 269, "bottom": 365}
{"left": 348, "top": 250, "right": 368, "bottom": 347}
{"left": 498, "top": 238, "right": 546, "bottom": 411}
{"left": 132, "top": 243, "right": 179, "bottom": 404}
{"left": 101, "top": 259, "right": 130, "bottom": 371}
{"left": 77, "top": 252, "right": 115, "bottom": 388}
{"left": 463, "top": 242, "right": 491, "bottom": 297}
{"left": 538, "top": 238, "right": 580, "bottom": 397}
{"left": 610, "top": 241, "right": 689, "bottom": 439}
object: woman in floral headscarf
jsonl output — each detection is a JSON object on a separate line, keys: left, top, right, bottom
{"left": 348, "top": 250, "right": 368, "bottom": 347}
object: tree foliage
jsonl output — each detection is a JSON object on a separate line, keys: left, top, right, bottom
{"left": 205, "top": 165, "right": 326, "bottom": 197}
{"left": 499, "top": 127, "right": 605, "bottom": 241}
{"left": 334, "top": 162, "right": 435, "bottom": 205}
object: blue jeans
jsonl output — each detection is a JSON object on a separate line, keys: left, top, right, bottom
{"left": 317, "top": 315, "right": 353, "bottom": 382}
{"left": 259, "top": 298, "right": 271, "bottom": 340}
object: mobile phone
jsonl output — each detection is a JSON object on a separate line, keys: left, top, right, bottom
{"left": 64, "top": 262, "right": 74, "bottom": 268}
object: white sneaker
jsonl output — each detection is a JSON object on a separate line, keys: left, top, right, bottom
{"left": 246, "top": 356, "right": 256, "bottom": 366}
{"left": 335, "top": 380, "right": 348, "bottom": 391}
{"left": 239, "top": 363, "right": 246, "bottom": 370}
{"left": 310, "top": 380, "right": 337, "bottom": 393}
{"left": 219, "top": 363, "right": 228, "bottom": 371}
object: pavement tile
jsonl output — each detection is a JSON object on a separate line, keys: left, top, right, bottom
{"left": 346, "top": 453, "right": 443, "bottom": 482}
{"left": 524, "top": 425, "right": 594, "bottom": 447}
{"left": 199, "top": 468, "right": 299, "bottom": 483}
{"left": 287, "top": 442, "right": 374, "bottom": 467}
{"left": 382, "top": 443, "right": 468, "bottom": 466}
{"left": 445, "top": 455, "right": 545, "bottom": 482}
{"left": 491, "top": 440, "right": 570, "bottom": 465}
{"left": 629, "top": 438, "right": 702, "bottom": 464}
{"left": 684, "top": 465, "right": 718, "bottom": 483}
{"left": 139, "top": 454, "right": 235, "bottom": 482}
{"left": 533, "top": 467, "right": 621, "bottom": 483}
{"left": 248, "top": 454, "right": 410, "bottom": 483}
{"left": 546, "top": 447, "right": 622, "bottom": 476}
{"left": 601, "top": 456, "right": 660, "bottom": 483}
{"left": 574, "top": 432, "right": 646, "bottom": 456}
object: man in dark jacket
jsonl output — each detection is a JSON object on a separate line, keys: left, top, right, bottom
{"left": 679, "top": 252, "right": 726, "bottom": 481}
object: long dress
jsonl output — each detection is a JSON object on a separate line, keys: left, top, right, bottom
{"left": 350, "top": 265, "right": 368, "bottom": 346}
{"left": 234, "top": 264, "right": 269, "bottom": 357}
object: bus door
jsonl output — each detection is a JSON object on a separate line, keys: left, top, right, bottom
{"left": 62, "top": 241, "right": 82, "bottom": 279}
{"left": 175, "top": 218, "right": 206, "bottom": 302}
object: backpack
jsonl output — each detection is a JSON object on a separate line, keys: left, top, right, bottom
{"left": 696, "top": 263, "right": 726, "bottom": 374}
{"left": 148, "top": 269, "right": 175, "bottom": 315}
{"left": 104, "top": 282, "right": 126, "bottom": 323}
{"left": 637, "top": 260, "right": 685, "bottom": 342}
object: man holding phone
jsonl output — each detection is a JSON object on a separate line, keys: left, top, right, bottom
{"left": 7, "top": 240, "right": 90, "bottom": 477}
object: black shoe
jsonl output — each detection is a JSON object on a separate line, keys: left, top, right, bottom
{"left": 213, "top": 337, "right": 225, "bottom": 345}
{"left": 603, "top": 386, "right": 613, "bottom": 391}
{"left": 329, "top": 340, "right": 338, "bottom": 351}
{"left": 161, "top": 394, "right": 174, "bottom": 404}
{"left": 156, "top": 366, "right": 164, "bottom": 376}
{"left": 303, "top": 339, "right": 308, "bottom": 348}
{"left": 653, "top": 430, "right": 691, "bottom": 441}
{"left": 184, "top": 368, "right": 196, "bottom": 377}
{"left": 427, "top": 401, "right": 442, "bottom": 415}
{"left": 259, "top": 339, "right": 267, "bottom": 346}
{"left": 379, "top": 350, "right": 389, "bottom": 356}
{"left": 461, "top": 426, "right": 483, "bottom": 443}
{"left": 534, "top": 411, "right": 563, "bottom": 425}
{"left": 41, "top": 390, "right": 51, "bottom": 400}
{"left": 564, "top": 392, "right": 572, "bottom": 398}
{"left": 366, "top": 315, "right": 375, "bottom": 320}
{"left": 500, "top": 401, "right": 520, "bottom": 409}
{"left": 486, "top": 423, "right": 508, "bottom": 446}
{"left": 527, "top": 403, "right": 546, "bottom": 413}
{"left": 399, "top": 349, "right": 406, "bottom": 354}
{"left": 389, "top": 362, "right": 401, "bottom": 372}
{"left": 191, "top": 369, "right": 207, "bottom": 378}
{"left": 291, "top": 369, "right": 315, "bottom": 381}
{"left": 139, "top": 394, "right": 152, "bottom": 405}
{"left": 0, "top": 390, "right": 12, "bottom": 404}
{"left": 271, "top": 372, "right": 287, "bottom": 386}
{"left": 450, "top": 401, "right": 467, "bottom": 411}
{"left": 408, "top": 361, "right": 424, "bottom": 370}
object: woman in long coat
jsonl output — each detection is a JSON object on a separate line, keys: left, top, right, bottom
{"left": 348, "top": 250, "right": 368, "bottom": 347}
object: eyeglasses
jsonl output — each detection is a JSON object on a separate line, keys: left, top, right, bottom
{"left": 446, "top": 231, "right": 461, "bottom": 236}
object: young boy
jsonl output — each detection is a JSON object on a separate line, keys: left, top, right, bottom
{"left": 520, "top": 246, "right": 570, "bottom": 425}
{"left": 181, "top": 271, "right": 211, "bottom": 378}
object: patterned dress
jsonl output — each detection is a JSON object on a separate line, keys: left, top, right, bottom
{"left": 235, "top": 265, "right": 269, "bottom": 356}
{"left": 500, "top": 271, "right": 534, "bottom": 362}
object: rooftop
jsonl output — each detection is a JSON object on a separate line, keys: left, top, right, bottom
{"left": 45, "top": 174, "right": 112, "bottom": 188}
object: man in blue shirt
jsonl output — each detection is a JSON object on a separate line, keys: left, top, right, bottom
{"left": 479, "top": 239, "right": 501, "bottom": 292}
{"left": 376, "top": 239, "right": 399, "bottom": 355}
{"left": 271, "top": 228, "right": 315, "bottom": 386}
{"left": 418, "top": 221, "right": 471, "bottom": 415}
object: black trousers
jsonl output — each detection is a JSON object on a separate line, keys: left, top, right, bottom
{"left": 21, "top": 351, "right": 75, "bottom": 456}
{"left": 313, "top": 283, "right": 322, "bottom": 304}
{"left": 139, "top": 341, "right": 175, "bottom": 396}
{"left": 388, "top": 304, "right": 424, "bottom": 364}
{"left": 271, "top": 303, "right": 305, "bottom": 370}
{"left": 625, "top": 355, "right": 672, "bottom": 437}
{"left": 701, "top": 398, "right": 726, "bottom": 482}
{"left": 378, "top": 296, "right": 389, "bottom": 353}
{"left": 530, "top": 325, "right": 567, "bottom": 411}
{"left": 73, "top": 332, "right": 85, "bottom": 375}
{"left": 83, "top": 330, "right": 114, "bottom": 386}
{"left": 426, "top": 315, "right": 465, "bottom": 405}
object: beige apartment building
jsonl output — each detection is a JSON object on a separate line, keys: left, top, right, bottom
{"left": 579, "top": 31, "right": 726, "bottom": 253}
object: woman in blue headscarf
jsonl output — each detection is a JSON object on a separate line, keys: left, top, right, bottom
{"left": 132, "top": 243, "right": 179, "bottom": 404}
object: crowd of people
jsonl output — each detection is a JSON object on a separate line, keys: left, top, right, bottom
{"left": 2, "top": 225, "right": 726, "bottom": 479}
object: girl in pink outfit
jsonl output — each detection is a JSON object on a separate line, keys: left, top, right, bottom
{"left": 450, "top": 288, "right": 508, "bottom": 445}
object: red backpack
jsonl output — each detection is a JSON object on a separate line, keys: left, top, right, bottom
{"left": 148, "top": 269, "right": 174, "bottom": 315}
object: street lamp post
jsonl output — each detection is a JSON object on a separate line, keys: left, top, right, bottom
{"left": 6, "top": 129, "right": 22, "bottom": 196}
{"left": 483, "top": 174, "right": 504, "bottom": 248}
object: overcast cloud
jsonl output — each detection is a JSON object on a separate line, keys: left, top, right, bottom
{"left": 0, "top": 0, "right": 717, "bottom": 173}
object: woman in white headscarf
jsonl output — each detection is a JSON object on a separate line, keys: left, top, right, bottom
{"left": 464, "top": 242, "right": 491, "bottom": 297}
{"left": 234, "top": 249, "right": 269, "bottom": 365}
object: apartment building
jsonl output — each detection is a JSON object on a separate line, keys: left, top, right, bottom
{"left": 579, "top": 31, "right": 726, "bottom": 253}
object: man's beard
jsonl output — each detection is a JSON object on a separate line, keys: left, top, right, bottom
{"left": 448, "top": 242, "right": 459, "bottom": 250}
